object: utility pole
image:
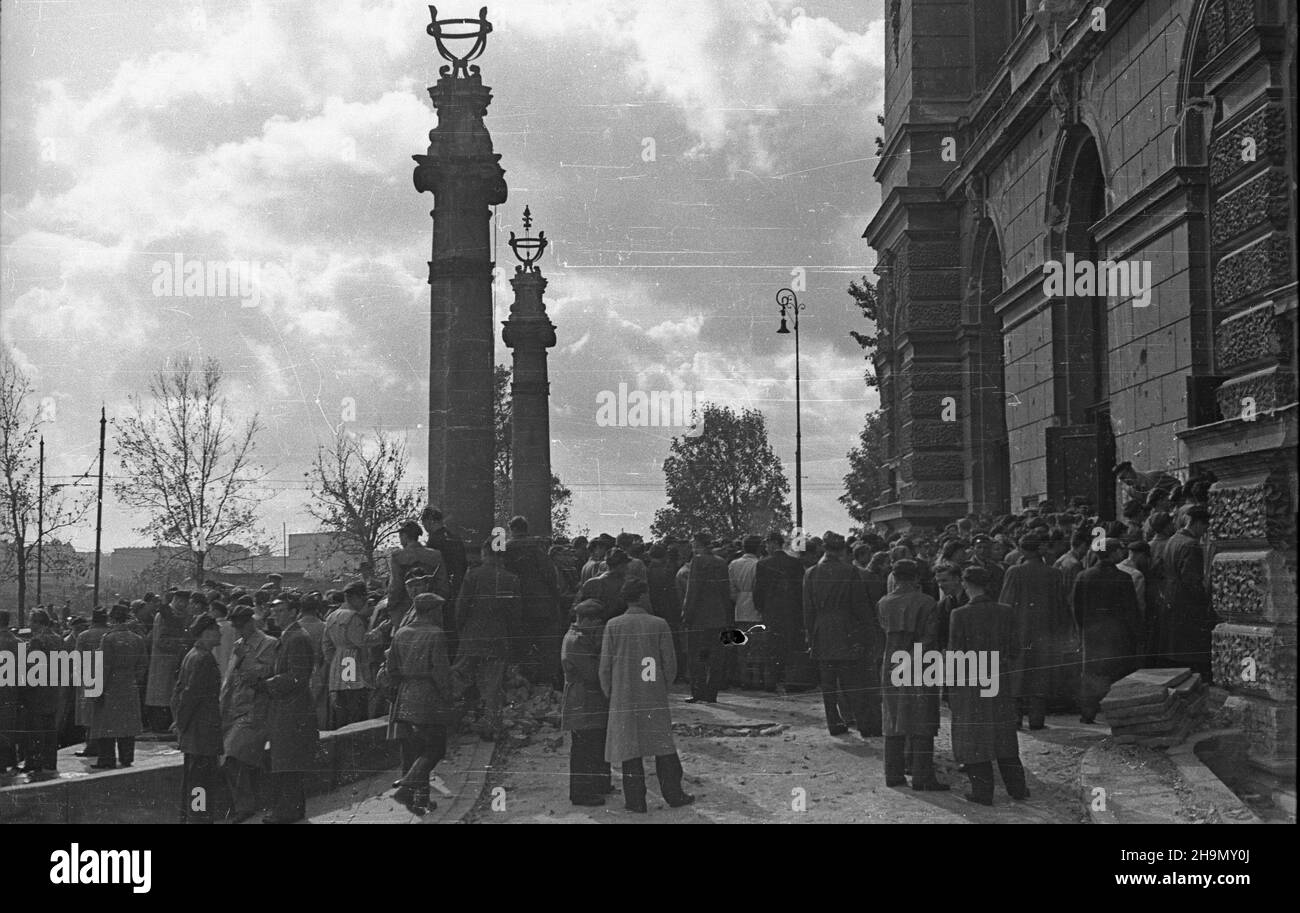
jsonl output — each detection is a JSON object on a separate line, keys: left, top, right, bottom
{"left": 93, "top": 406, "right": 106, "bottom": 607}
{"left": 775, "top": 288, "right": 806, "bottom": 532}
{"left": 36, "top": 436, "right": 44, "bottom": 604}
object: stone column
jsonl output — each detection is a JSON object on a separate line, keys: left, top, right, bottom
{"left": 413, "top": 70, "right": 508, "bottom": 546}
{"left": 502, "top": 256, "right": 556, "bottom": 540}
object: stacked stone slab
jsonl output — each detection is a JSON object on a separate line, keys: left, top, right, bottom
{"left": 1101, "top": 668, "right": 1208, "bottom": 748}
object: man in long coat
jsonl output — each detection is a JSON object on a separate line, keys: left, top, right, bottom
{"left": 1153, "top": 506, "right": 1214, "bottom": 679}
{"left": 646, "top": 544, "right": 684, "bottom": 680}
{"left": 1073, "top": 539, "right": 1142, "bottom": 723}
{"left": 999, "top": 535, "right": 1074, "bottom": 728}
{"left": 804, "top": 533, "right": 878, "bottom": 737}
{"left": 877, "top": 559, "right": 947, "bottom": 790}
{"left": 261, "top": 597, "right": 319, "bottom": 824}
{"left": 583, "top": 548, "right": 631, "bottom": 620}
{"left": 19, "top": 609, "right": 65, "bottom": 776}
{"left": 0, "top": 611, "right": 19, "bottom": 772}
{"left": 144, "top": 589, "right": 191, "bottom": 732}
{"left": 600, "top": 579, "right": 694, "bottom": 813}
{"left": 173, "top": 614, "right": 224, "bottom": 823}
{"left": 504, "top": 515, "right": 562, "bottom": 686}
{"left": 295, "top": 593, "right": 328, "bottom": 730}
{"left": 73, "top": 608, "right": 111, "bottom": 759}
{"left": 220, "top": 604, "right": 277, "bottom": 823}
{"left": 452, "top": 542, "right": 520, "bottom": 740}
{"left": 948, "top": 566, "right": 1027, "bottom": 806}
{"left": 388, "top": 593, "right": 454, "bottom": 815}
{"left": 90, "top": 603, "right": 149, "bottom": 769}
{"left": 754, "top": 531, "right": 811, "bottom": 691}
{"left": 562, "top": 599, "right": 611, "bottom": 806}
{"left": 680, "top": 531, "right": 732, "bottom": 703}
{"left": 323, "top": 581, "right": 373, "bottom": 727}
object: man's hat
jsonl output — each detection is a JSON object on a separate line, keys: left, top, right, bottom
{"left": 1113, "top": 461, "right": 1134, "bottom": 476}
{"left": 171, "top": 589, "right": 192, "bottom": 601}
{"left": 574, "top": 599, "right": 605, "bottom": 619}
{"left": 189, "top": 614, "right": 218, "bottom": 637}
{"left": 605, "top": 547, "right": 629, "bottom": 567}
{"left": 91, "top": 607, "right": 109, "bottom": 624}
{"left": 236, "top": 594, "right": 255, "bottom": 607}
{"left": 1017, "top": 534, "right": 1042, "bottom": 553}
{"left": 229, "top": 605, "right": 256, "bottom": 625}
{"left": 972, "top": 533, "right": 993, "bottom": 545}
{"left": 412, "top": 592, "right": 445, "bottom": 615}
{"left": 109, "top": 603, "right": 131, "bottom": 622}
{"left": 266, "top": 574, "right": 283, "bottom": 583}
{"left": 343, "top": 580, "right": 368, "bottom": 596}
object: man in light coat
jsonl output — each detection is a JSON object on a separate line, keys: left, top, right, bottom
{"left": 600, "top": 578, "right": 695, "bottom": 813}
{"left": 220, "top": 604, "right": 278, "bottom": 823}
{"left": 324, "top": 581, "right": 374, "bottom": 727}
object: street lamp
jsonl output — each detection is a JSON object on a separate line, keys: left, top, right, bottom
{"left": 775, "top": 287, "right": 806, "bottom": 532}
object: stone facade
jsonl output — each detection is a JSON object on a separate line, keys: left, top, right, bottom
{"left": 866, "top": 0, "right": 1297, "bottom": 772}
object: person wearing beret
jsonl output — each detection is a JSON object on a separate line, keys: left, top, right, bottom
{"left": 260, "top": 597, "right": 319, "bottom": 824}
{"left": 999, "top": 534, "right": 1073, "bottom": 730}
{"left": 948, "top": 566, "right": 1028, "bottom": 806}
{"left": 173, "top": 614, "right": 224, "bottom": 822}
{"left": 90, "top": 603, "right": 148, "bottom": 770}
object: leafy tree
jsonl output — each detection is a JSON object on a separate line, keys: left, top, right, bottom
{"left": 305, "top": 429, "right": 424, "bottom": 572}
{"left": 841, "top": 410, "right": 886, "bottom": 526}
{"left": 847, "top": 276, "right": 882, "bottom": 388}
{"left": 651, "top": 403, "right": 791, "bottom": 540}
{"left": 113, "top": 356, "right": 264, "bottom": 584}
{"left": 493, "top": 365, "right": 573, "bottom": 536}
{"left": 0, "top": 351, "right": 94, "bottom": 621}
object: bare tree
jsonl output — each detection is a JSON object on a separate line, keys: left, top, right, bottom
{"left": 304, "top": 429, "right": 424, "bottom": 572}
{"left": 0, "top": 352, "right": 94, "bottom": 622}
{"left": 113, "top": 356, "right": 264, "bottom": 584}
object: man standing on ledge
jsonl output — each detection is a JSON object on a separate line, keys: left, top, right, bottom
{"left": 600, "top": 578, "right": 695, "bottom": 813}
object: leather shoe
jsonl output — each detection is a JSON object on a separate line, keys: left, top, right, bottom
{"left": 827, "top": 725, "right": 849, "bottom": 736}
{"left": 667, "top": 793, "right": 696, "bottom": 808}
{"left": 624, "top": 802, "right": 648, "bottom": 813}
{"left": 571, "top": 796, "right": 605, "bottom": 807}
{"left": 91, "top": 762, "right": 116, "bottom": 770}
{"left": 885, "top": 778, "right": 907, "bottom": 787}
{"left": 964, "top": 792, "right": 994, "bottom": 806}
{"left": 1009, "top": 790, "right": 1031, "bottom": 801}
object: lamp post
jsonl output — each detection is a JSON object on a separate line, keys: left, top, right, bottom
{"left": 776, "top": 288, "right": 805, "bottom": 532}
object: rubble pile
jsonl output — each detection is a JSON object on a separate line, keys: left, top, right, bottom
{"left": 1101, "top": 668, "right": 1208, "bottom": 748}
{"left": 490, "top": 668, "right": 562, "bottom": 746}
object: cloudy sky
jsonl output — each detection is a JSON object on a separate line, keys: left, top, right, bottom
{"left": 1, "top": 0, "right": 884, "bottom": 551}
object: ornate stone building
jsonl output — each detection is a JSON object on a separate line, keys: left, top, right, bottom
{"left": 865, "top": 0, "right": 1295, "bottom": 774}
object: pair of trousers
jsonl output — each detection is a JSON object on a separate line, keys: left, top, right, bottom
{"left": 96, "top": 737, "right": 135, "bottom": 766}
{"left": 966, "top": 757, "right": 1028, "bottom": 803}
{"left": 621, "top": 753, "right": 688, "bottom": 809}
{"left": 884, "top": 735, "right": 937, "bottom": 784}
{"left": 452, "top": 654, "right": 505, "bottom": 726}
{"left": 569, "top": 729, "right": 608, "bottom": 801}
{"left": 224, "top": 757, "right": 261, "bottom": 816}
{"left": 398, "top": 724, "right": 448, "bottom": 791}
{"left": 687, "top": 627, "right": 726, "bottom": 700}
{"left": 330, "top": 689, "right": 371, "bottom": 728}
{"left": 1018, "top": 696, "right": 1048, "bottom": 728}
{"left": 269, "top": 770, "right": 306, "bottom": 822}
{"left": 181, "top": 754, "right": 220, "bottom": 823}
{"left": 22, "top": 710, "right": 57, "bottom": 770}
{"left": 818, "top": 660, "right": 880, "bottom": 734}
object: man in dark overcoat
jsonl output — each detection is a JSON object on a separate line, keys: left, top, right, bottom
{"left": 877, "top": 559, "right": 947, "bottom": 790}
{"left": 999, "top": 535, "right": 1074, "bottom": 728}
{"left": 260, "top": 596, "right": 319, "bottom": 823}
{"left": 90, "top": 603, "right": 148, "bottom": 769}
{"left": 1152, "top": 506, "right": 1214, "bottom": 679}
{"left": 948, "top": 566, "right": 1027, "bottom": 806}
{"left": 173, "top": 614, "right": 224, "bottom": 823}
{"left": 1072, "top": 539, "right": 1142, "bottom": 723}
{"left": 561, "top": 599, "right": 610, "bottom": 806}
{"left": 680, "top": 531, "right": 732, "bottom": 703}
{"left": 803, "top": 533, "right": 878, "bottom": 737}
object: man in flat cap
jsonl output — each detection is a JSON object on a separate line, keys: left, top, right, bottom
{"left": 90, "top": 602, "right": 148, "bottom": 770}
{"left": 998, "top": 534, "right": 1073, "bottom": 730}
{"left": 174, "top": 614, "right": 224, "bottom": 823}
{"left": 949, "top": 566, "right": 1028, "bottom": 805}
{"left": 220, "top": 604, "right": 278, "bottom": 822}
{"left": 388, "top": 593, "right": 454, "bottom": 815}
{"left": 260, "top": 596, "right": 318, "bottom": 823}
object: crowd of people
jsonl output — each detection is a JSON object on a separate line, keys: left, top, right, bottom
{"left": 0, "top": 463, "right": 1218, "bottom": 817}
